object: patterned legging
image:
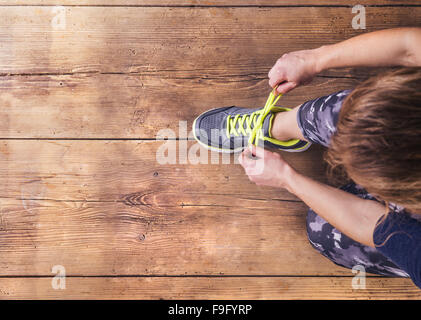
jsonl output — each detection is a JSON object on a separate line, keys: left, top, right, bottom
{"left": 297, "top": 90, "right": 409, "bottom": 277}
{"left": 306, "top": 183, "right": 409, "bottom": 277}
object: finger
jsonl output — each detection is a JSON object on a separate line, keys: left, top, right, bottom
{"left": 241, "top": 148, "right": 258, "bottom": 168}
{"left": 272, "top": 81, "right": 287, "bottom": 96}
{"left": 239, "top": 148, "right": 252, "bottom": 166}
{"left": 238, "top": 152, "right": 244, "bottom": 166}
{"left": 276, "top": 81, "right": 297, "bottom": 95}
{"left": 248, "top": 145, "right": 267, "bottom": 159}
{"left": 268, "top": 55, "right": 285, "bottom": 79}
{"left": 268, "top": 65, "right": 275, "bottom": 79}
{"left": 269, "top": 74, "right": 286, "bottom": 89}
{"left": 238, "top": 148, "right": 250, "bottom": 166}
{"left": 242, "top": 147, "right": 252, "bottom": 157}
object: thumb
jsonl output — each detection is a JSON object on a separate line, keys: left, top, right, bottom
{"left": 248, "top": 144, "right": 267, "bottom": 159}
{"left": 276, "top": 81, "right": 296, "bottom": 95}
{"left": 239, "top": 147, "right": 257, "bottom": 168}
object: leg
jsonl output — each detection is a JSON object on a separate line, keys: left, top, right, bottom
{"left": 271, "top": 106, "right": 307, "bottom": 141}
{"left": 306, "top": 182, "right": 409, "bottom": 277}
{"left": 273, "top": 89, "right": 352, "bottom": 147}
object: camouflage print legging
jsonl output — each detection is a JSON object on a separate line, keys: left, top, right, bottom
{"left": 297, "top": 90, "right": 409, "bottom": 277}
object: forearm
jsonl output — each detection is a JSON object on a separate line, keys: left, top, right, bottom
{"left": 284, "top": 166, "right": 387, "bottom": 247}
{"left": 314, "top": 28, "right": 421, "bottom": 72}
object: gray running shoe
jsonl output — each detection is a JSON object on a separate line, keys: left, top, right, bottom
{"left": 193, "top": 105, "right": 311, "bottom": 153}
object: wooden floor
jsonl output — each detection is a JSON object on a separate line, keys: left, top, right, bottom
{"left": 0, "top": 1, "right": 420, "bottom": 299}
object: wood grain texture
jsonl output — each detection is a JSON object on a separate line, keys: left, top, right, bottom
{"left": 0, "top": 1, "right": 420, "bottom": 6}
{"left": 0, "top": 277, "right": 419, "bottom": 300}
{"left": 0, "top": 74, "right": 359, "bottom": 138}
{"left": 0, "top": 140, "right": 329, "bottom": 201}
{"left": 0, "top": 198, "right": 340, "bottom": 276}
{"left": 1, "top": 3, "right": 419, "bottom": 299}
{"left": 0, "top": 140, "right": 347, "bottom": 276}
{"left": 0, "top": 7, "right": 419, "bottom": 76}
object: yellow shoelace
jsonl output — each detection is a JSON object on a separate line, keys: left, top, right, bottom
{"left": 226, "top": 110, "right": 262, "bottom": 138}
{"left": 226, "top": 87, "right": 282, "bottom": 146}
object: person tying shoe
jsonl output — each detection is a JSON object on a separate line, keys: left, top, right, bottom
{"left": 192, "top": 28, "right": 421, "bottom": 289}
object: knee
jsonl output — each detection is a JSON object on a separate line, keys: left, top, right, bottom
{"left": 305, "top": 208, "right": 326, "bottom": 252}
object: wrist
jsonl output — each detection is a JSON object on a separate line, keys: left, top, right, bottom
{"left": 312, "top": 45, "right": 332, "bottom": 74}
{"left": 278, "top": 163, "right": 299, "bottom": 193}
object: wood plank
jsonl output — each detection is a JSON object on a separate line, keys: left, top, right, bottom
{"left": 0, "top": 74, "right": 359, "bottom": 138}
{"left": 0, "top": 1, "right": 420, "bottom": 6}
{"left": 0, "top": 277, "right": 419, "bottom": 299}
{"left": 0, "top": 140, "right": 348, "bottom": 276}
{"left": 0, "top": 7, "right": 419, "bottom": 76}
{"left": 0, "top": 139, "right": 355, "bottom": 277}
{"left": 0, "top": 198, "right": 345, "bottom": 276}
{"left": 1, "top": 3, "right": 417, "bottom": 299}
{"left": 0, "top": 140, "right": 329, "bottom": 202}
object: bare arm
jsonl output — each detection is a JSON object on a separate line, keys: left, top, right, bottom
{"left": 239, "top": 146, "right": 387, "bottom": 247}
{"left": 285, "top": 167, "right": 386, "bottom": 247}
{"left": 269, "top": 28, "right": 421, "bottom": 94}
{"left": 315, "top": 28, "right": 421, "bottom": 72}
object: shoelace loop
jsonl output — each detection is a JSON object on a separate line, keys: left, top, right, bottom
{"left": 225, "top": 86, "right": 282, "bottom": 145}
{"left": 248, "top": 87, "right": 282, "bottom": 146}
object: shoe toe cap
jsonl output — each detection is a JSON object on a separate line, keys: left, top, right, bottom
{"left": 193, "top": 106, "right": 234, "bottom": 143}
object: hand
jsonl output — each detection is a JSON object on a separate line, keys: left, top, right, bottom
{"left": 268, "top": 49, "right": 319, "bottom": 95}
{"left": 238, "top": 145, "right": 294, "bottom": 189}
